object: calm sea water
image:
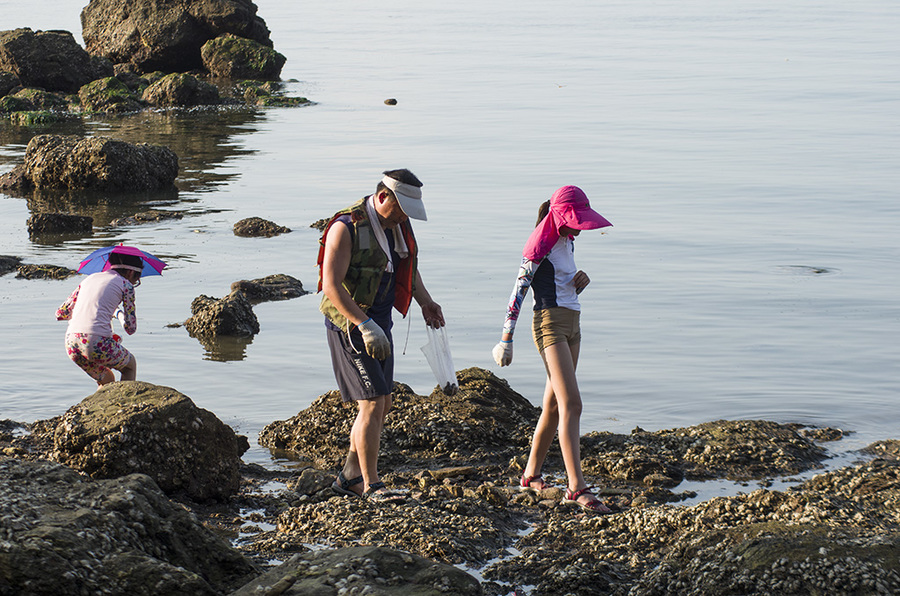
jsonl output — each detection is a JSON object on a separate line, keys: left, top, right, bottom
{"left": 2, "top": 1, "right": 898, "bottom": 472}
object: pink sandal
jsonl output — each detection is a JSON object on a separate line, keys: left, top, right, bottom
{"left": 520, "top": 474, "right": 549, "bottom": 492}
{"left": 563, "top": 487, "right": 615, "bottom": 514}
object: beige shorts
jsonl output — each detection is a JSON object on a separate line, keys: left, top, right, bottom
{"left": 532, "top": 307, "right": 581, "bottom": 352}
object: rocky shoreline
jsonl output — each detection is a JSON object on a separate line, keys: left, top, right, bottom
{"left": 2, "top": 370, "right": 898, "bottom": 595}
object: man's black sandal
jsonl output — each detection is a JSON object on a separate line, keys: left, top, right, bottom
{"left": 331, "top": 471, "right": 364, "bottom": 497}
{"left": 363, "top": 481, "right": 406, "bottom": 503}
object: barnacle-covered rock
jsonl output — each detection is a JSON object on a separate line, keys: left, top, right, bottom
{"left": 185, "top": 289, "right": 260, "bottom": 337}
{"left": 18, "top": 134, "right": 178, "bottom": 191}
{"left": 581, "top": 419, "right": 828, "bottom": 485}
{"left": 36, "top": 381, "right": 249, "bottom": 501}
{"left": 232, "top": 546, "right": 481, "bottom": 596}
{"left": 232, "top": 216, "right": 291, "bottom": 237}
{"left": 0, "top": 457, "right": 257, "bottom": 594}
{"left": 259, "top": 367, "right": 540, "bottom": 470}
{"left": 230, "top": 273, "right": 307, "bottom": 303}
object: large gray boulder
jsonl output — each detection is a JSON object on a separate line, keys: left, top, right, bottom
{"left": 81, "top": 0, "right": 274, "bottom": 73}
{"left": 0, "top": 457, "right": 258, "bottom": 595}
{"left": 38, "top": 381, "right": 249, "bottom": 501}
{"left": 0, "top": 28, "right": 113, "bottom": 93}
{"left": 20, "top": 134, "right": 178, "bottom": 191}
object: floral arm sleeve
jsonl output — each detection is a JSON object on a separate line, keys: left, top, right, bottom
{"left": 121, "top": 285, "right": 137, "bottom": 335}
{"left": 56, "top": 286, "right": 80, "bottom": 321}
{"left": 502, "top": 258, "right": 539, "bottom": 337}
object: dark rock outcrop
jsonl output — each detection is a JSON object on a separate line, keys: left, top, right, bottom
{"left": 0, "top": 165, "right": 30, "bottom": 192}
{"left": 0, "top": 28, "right": 113, "bottom": 93}
{"left": 109, "top": 209, "right": 185, "bottom": 227}
{"left": 201, "top": 33, "right": 285, "bottom": 80}
{"left": 26, "top": 212, "right": 93, "bottom": 236}
{"left": 82, "top": 0, "right": 274, "bottom": 73}
{"left": 141, "top": 72, "right": 221, "bottom": 107}
{"left": 19, "top": 134, "right": 178, "bottom": 191}
{"left": 0, "top": 69, "right": 20, "bottom": 95}
{"left": 185, "top": 290, "right": 260, "bottom": 337}
{"left": 232, "top": 546, "right": 482, "bottom": 596}
{"left": 0, "top": 457, "right": 258, "bottom": 595}
{"left": 232, "top": 216, "right": 291, "bottom": 237}
{"left": 33, "top": 381, "right": 249, "bottom": 501}
{"left": 15, "top": 264, "right": 80, "bottom": 280}
{"left": 230, "top": 273, "right": 308, "bottom": 303}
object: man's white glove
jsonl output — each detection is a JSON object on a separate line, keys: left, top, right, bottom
{"left": 358, "top": 318, "right": 392, "bottom": 360}
{"left": 492, "top": 340, "right": 513, "bottom": 367}
{"left": 114, "top": 309, "right": 126, "bottom": 326}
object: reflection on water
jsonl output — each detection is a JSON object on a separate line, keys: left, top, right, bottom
{"left": 1, "top": 107, "right": 267, "bottom": 230}
{"left": 24, "top": 188, "right": 182, "bottom": 231}
{"left": 773, "top": 265, "right": 840, "bottom": 277}
{"left": 195, "top": 334, "right": 254, "bottom": 362}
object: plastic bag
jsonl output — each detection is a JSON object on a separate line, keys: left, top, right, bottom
{"left": 420, "top": 325, "right": 458, "bottom": 395}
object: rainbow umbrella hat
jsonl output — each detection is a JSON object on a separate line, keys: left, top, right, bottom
{"left": 77, "top": 244, "right": 167, "bottom": 277}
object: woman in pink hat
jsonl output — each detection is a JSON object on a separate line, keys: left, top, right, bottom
{"left": 492, "top": 185, "right": 616, "bottom": 513}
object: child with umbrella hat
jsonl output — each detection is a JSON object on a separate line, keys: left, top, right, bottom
{"left": 56, "top": 247, "right": 161, "bottom": 386}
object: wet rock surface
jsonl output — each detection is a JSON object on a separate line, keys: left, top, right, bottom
{"left": 231, "top": 546, "right": 482, "bottom": 596}
{"left": 1, "top": 370, "right": 897, "bottom": 595}
{"left": 15, "top": 263, "right": 80, "bottom": 279}
{"left": 579, "top": 419, "right": 829, "bottom": 488}
{"left": 29, "top": 381, "right": 249, "bottom": 501}
{"left": 230, "top": 273, "right": 308, "bottom": 303}
{"left": 109, "top": 209, "right": 185, "bottom": 226}
{"left": 233, "top": 215, "right": 292, "bottom": 237}
{"left": 0, "top": 457, "right": 258, "bottom": 595}
{"left": 17, "top": 134, "right": 178, "bottom": 192}
{"left": 185, "top": 289, "right": 261, "bottom": 337}
{"left": 260, "top": 368, "right": 540, "bottom": 470}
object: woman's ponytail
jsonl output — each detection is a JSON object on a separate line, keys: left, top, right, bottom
{"left": 535, "top": 200, "right": 550, "bottom": 227}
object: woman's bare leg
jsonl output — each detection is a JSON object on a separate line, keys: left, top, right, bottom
{"left": 523, "top": 377, "right": 559, "bottom": 486}
{"left": 541, "top": 341, "right": 588, "bottom": 493}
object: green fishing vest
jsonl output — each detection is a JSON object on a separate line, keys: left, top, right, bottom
{"left": 317, "top": 198, "right": 418, "bottom": 329}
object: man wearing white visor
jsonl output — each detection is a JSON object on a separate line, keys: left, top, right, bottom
{"left": 317, "top": 168, "right": 445, "bottom": 502}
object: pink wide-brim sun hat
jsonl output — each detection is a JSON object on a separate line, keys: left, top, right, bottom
{"left": 550, "top": 185, "right": 612, "bottom": 230}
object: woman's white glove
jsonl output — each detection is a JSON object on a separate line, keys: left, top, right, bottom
{"left": 492, "top": 340, "right": 513, "bottom": 367}
{"left": 114, "top": 309, "right": 126, "bottom": 326}
{"left": 358, "top": 318, "right": 392, "bottom": 360}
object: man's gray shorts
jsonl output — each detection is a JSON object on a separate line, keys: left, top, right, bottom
{"left": 325, "top": 321, "right": 394, "bottom": 402}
